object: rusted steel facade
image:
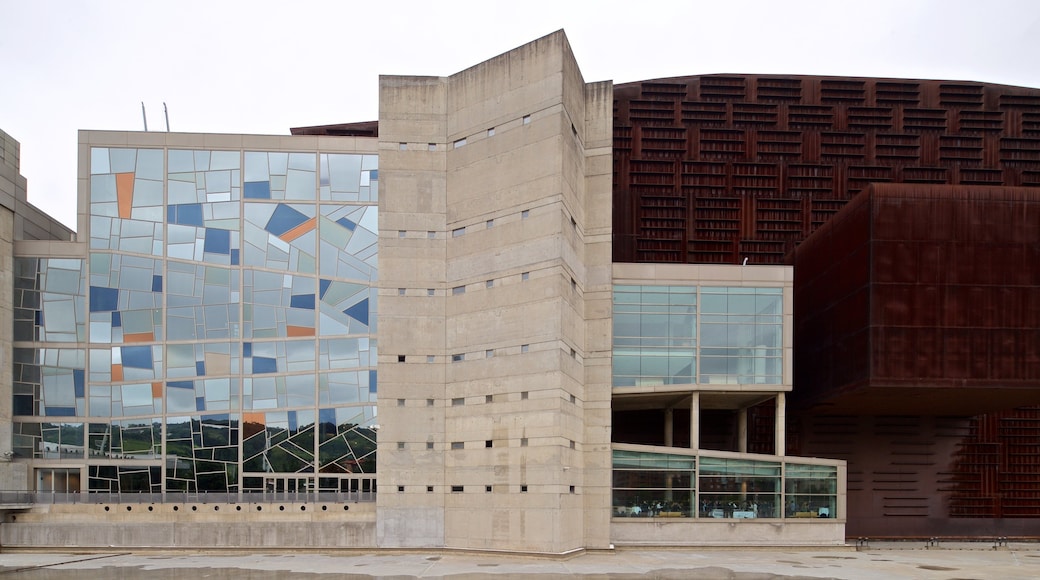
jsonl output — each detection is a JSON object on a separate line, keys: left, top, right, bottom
{"left": 613, "top": 75, "right": 1040, "bottom": 264}
{"left": 613, "top": 76, "right": 1040, "bottom": 535}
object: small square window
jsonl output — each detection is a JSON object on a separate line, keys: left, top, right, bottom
{"left": 571, "top": 217, "right": 577, "bottom": 229}
{"left": 452, "top": 227, "right": 465, "bottom": 238}
{"left": 397, "top": 355, "right": 406, "bottom": 362}
{"left": 452, "top": 397, "right": 464, "bottom": 406}
{"left": 520, "top": 484, "right": 528, "bottom": 492}
{"left": 451, "top": 485, "right": 464, "bottom": 493}
{"left": 570, "top": 394, "right": 576, "bottom": 404}
{"left": 427, "top": 289, "right": 435, "bottom": 296}
{"left": 453, "top": 137, "right": 467, "bottom": 148}
{"left": 486, "top": 485, "right": 493, "bottom": 493}
{"left": 397, "top": 442, "right": 405, "bottom": 450}
{"left": 398, "top": 288, "right": 406, "bottom": 296}
{"left": 521, "top": 391, "right": 529, "bottom": 400}
{"left": 452, "top": 285, "right": 465, "bottom": 295}
{"left": 427, "top": 486, "right": 434, "bottom": 493}
{"left": 427, "top": 356, "right": 435, "bottom": 364}
{"left": 486, "top": 219, "right": 494, "bottom": 228}
{"left": 426, "top": 441, "right": 434, "bottom": 450}
{"left": 571, "top": 278, "right": 577, "bottom": 290}
{"left": 521, "top": 344, "right": 529, "bottom": 353}
{"left": 521, "top": 437, "right": 528, "bottom": 447}
{"left": 427, "top": 398, "right": 435, "bottom": 406}
{"left": 397, "top": 398, "right": 405, "bottom": 407}
{"left": 569, "top": 485, "right": 576, "bottom": 494}
{"left": 398, "top": 485, "right": 405, "bottom": 493}
{"left": 522, "top": 272, "right": 530, "bottom": 281}
{"left": 485, "top": 394, "right": 493, "bottom": 403}
{"left": 570, "top": 348, "right": 576, "bottom": 358}
{"left": 485, "top": 440, "right": 493, "bottom": 448}
{"left": 487, "top": 128, "right": 495, "bottom": 137}
{"left": 522, "top": 115, "right": 531, "bottom": 125}
{"left": 521, "top": 209, "right": 530, "bottom": 219}
{"left": 569, "top": 440, "right": 576, "bottom": 449}
{"left": 399, "top": 142, "right": 407, "bottom": 151}
{"left": 486, "top": 279, "right": 494, "bottom": 289}
{"left": 486, "top": 349, "right": 494, "bottom": 358}
{"left": 427, "top": 231, "right": 436, "bottom": 239}
{"left": 451, "top": 442, "right": 464, "bottom": 450}
{"left": 452, "top": 353, "right": 464, "bottom": 363}
{"left": 428, "top": 143, "right": 436, "bottom": 151}
{"left": 398, "top": 230, "right": 406, "bottom": 238}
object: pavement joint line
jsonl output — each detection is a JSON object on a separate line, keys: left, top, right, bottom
{"left": 0, "top": 552, "right": 130, "bottom": 575}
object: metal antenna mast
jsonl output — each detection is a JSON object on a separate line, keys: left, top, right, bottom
{"left": 141, "top": 102, "right": 148, "bottom": 131}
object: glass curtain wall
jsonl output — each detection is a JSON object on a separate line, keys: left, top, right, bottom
{"left": 14, "top": 146, "right": 379, "bottom": 495}
{"left": 612, "top": 285, "right": 783, "bottom": 387}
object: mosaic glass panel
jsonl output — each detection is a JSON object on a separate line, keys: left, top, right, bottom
{"left": 88, "top": 420, "right": 161, "bottom": 459}
{"left": 319, "top": 370, "right": 376, "bottom": 406}
{"left": 318, "top": 338, "right": 373, "bottom": 370}
{"left": 89, "top": 148, "right": 164, "bottom": 254}
{"left": 318, "top": 406, "right": 377, "bottom": 474}
{"left": 243, "top": 202, "right": 317, "bottom": 273}
{"left": 166, "top": 343, "right": 239, "bottom": 379}
{"left": 13, "top": 348, "right": 85, "bottom": 417}
{"left": 88, "top": 465, "right": 161, "bottom": 493}
{"left": 165, "top": 414, "right": 240, "bottom": 492}
{"left": 167, "top": 150, "right": 241, "bottom": 265}
{"left": 88, "top": 253, "right": 163, "bottom": 343}
{"left": 14, "top": 258, "right": 85, "bottom": 342}
{"left": 243, "top": 410, "right": 316, "bottom": 473}
{"left": 244, "top": 152, "right": 315, "bottom": 201}
{"left": 166, "top": 262, "right": 240, "bottom": 340}
{"left": 318, "top": 205, "right": 378, "bottom": 281}
{"left": 699, "top": 287, "right": 783, "bottom": 385}
{"left": 243, "top": 272, "right": 315, "bottom": 339}
{"left": 319, "top": 153, "right": 378, "bottom": 202}
{"left": 13, "top": 422, "right": 84, "bottom": 459}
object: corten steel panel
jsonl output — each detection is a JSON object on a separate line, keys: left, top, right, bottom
{"left": 793, "top": 184, "right": 1040, "bottom": 416}
{"left": 612, "top": 75, "right": 1040, "bottom": 265}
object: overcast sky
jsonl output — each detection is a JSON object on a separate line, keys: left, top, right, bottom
{"left": 2, "top": 0, "right": 1038, "bottom": 230}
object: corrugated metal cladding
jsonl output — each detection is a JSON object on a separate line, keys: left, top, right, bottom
{"left": 612, "top": 75, "right": 1040, "bottom": 265}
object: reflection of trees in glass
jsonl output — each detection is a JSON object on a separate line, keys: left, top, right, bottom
{"left": 164, "top": 415, "right": 240, "bottom": 492}
{"left": 319, "top": 420, "right": 377, "bottom": 474}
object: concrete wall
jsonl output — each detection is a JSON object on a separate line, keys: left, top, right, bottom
{"left": 611, "top": 519, "right": 846, "bottom": 547}
{"left": 2, "top": 501, "right": 375, "bottom": 549}
{"left": 376, "top": 30, "right": 613, "bottom": 553}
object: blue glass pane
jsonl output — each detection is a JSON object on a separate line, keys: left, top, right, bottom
{"left": 253, "top": 357, "right": 277, "bottom": 373}
{"left": 121, "top": 346, "right": 154, "bottom": 369}
{"left": 290, "top": 294, "right": 315, "bottom": 310}
{"left": 169, "top": 203, "right": 204, "bottom": 226}
{"left": 319, "top": 279, "right": 332, "bottom": 298}
{"left": 243, "top": 343, "right": 252, "bottom": 357}
{"left": 244, "top": 181, "right": 271, "bottom": 199}
{"left": 265, "top": 204, "right": 309, "bottom": 236}
{"left": 336, "top": 217, "right": 357, "bottom": 231}
{"left": 196, "top": 361, "right": 206, "bottom": 376}
{"left": 344, "top": 298, "right": 369, "bottom": 326}
{"left": 196, "top": 397, "right": 205, "bottom": 411}
{"left": 203, "top": 229, "right": 231, "bottom": 254}
{"left": 152, "top": 275, "right": 163, "bottom": 292}
{"left": 230, "top": 249, "right": 239, "bottom": 265}
{"left": 89, "top": 286, "right": 119, "bottom": 312}
{"left": 73, "top": 369, "right": 85, "bottom": 397}
{"left": 111, "top": 311, "right": 121, "bottom": 327}
{"left": 168, "top": 381, "right": 194, "bottom": 389}
{"left": 369, "top": 370, "right": 377, "bottom": 393}
{"left": 46, "top": 407, "right": 76, "bottom": 417}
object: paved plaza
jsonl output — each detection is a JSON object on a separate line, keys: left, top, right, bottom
{"left": 1, "top": 544, "right": 1038, "bottom": 579}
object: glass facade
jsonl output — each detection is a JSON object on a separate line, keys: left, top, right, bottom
{"left": 14, "top": 147, "right": 379, "bottom": 494}
{"left": 612, "top": 449, "right": 838, "bottom": 520}
{"left": 612, "top": 285, "right": 783, "bottom": 387}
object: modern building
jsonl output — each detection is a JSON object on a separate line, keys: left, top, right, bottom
{"left": 1, "top": 29, "right": 1037, "bottom": 551}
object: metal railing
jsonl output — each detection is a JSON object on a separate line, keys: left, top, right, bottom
{"left": 0, "top": 490, "right": 376, "bottom": 506}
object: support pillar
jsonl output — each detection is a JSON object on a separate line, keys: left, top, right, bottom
{"left": 688, "top": 393, "right": 699, "bottom": 451}
{"left": 737, "top": 407, "right": 748, "bottom": 453}
{"left": 664, "top": 407, "right": 674, "bottom": 447}
{"left": 775, "top": 392, "right": 786, "bottom": 456}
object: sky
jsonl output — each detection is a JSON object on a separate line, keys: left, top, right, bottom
{"left": 2, "top": 0, "right": 1038, "bottom": 230}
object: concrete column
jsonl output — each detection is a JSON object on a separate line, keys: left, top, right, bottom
{"left": 664, "top": 408, "right": 674, "bottom": 447}
{"left": 775, "top": 392, "right": 786, "bottom": 456}
{"left": 737, "top": 408, "right": 748, "bottom": 453}
{"left": 688, "top": 393, "right": 700, "bottom": 450}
